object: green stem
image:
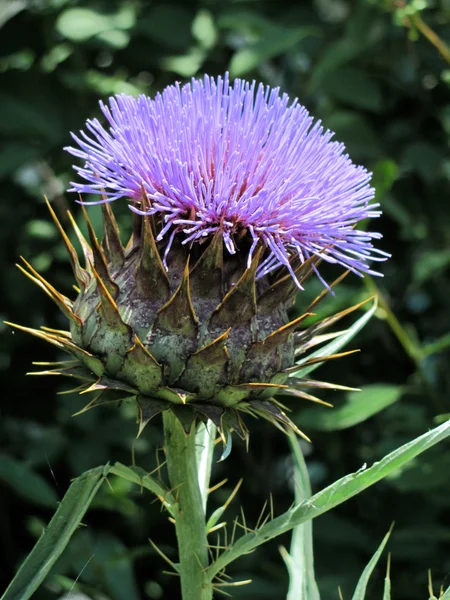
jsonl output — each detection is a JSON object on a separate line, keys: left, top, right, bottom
{"left": 163, "top": 412, "right": 212, "bottom": 600}
{"left": 196, "top": 422, "right": 216, "bottom": 512}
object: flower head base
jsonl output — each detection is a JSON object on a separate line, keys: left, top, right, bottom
{"left": 66, "top": 74, "right": 388, "bottom": 286}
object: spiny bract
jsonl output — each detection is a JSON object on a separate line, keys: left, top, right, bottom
{"left": 11, "top": 199, "right": 368, "bottom": 442}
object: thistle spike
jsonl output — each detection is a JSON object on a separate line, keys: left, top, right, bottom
{"left": 45, "top": 197, "right": 90, "bottom": 289}
{"left": 126, "top": 202, "right": 144, "bottom": 251}
{"left": 304, "top": 270, "right": 350, "bottom": 314}
{"left": 136, "top": 397, "right": 169, "bottom": 437}
{"left": 28, "top": 364, "right": 94, "bottom": 382}
{"left": 285, "top": 349, "right": 361, "bottom": 374}
{"left": 133, "top": 212, "right": 170, "bottom": 302}
{"left": 279, "top": 387, "right": 333, "bottom": 407}
{"left": 210, "top": 247, "right": 262, "bottom": 330}
{"left": 258, "top": 255, "right": 318, "bottom": 315}
{"left": 239, "top": 313, "right": 313, "bottom": 382}
{"left": 67, "top": 202, "right": 93, "bottom": 269}
{"left": 177, "top": 329, "right": 231, "bottom": 398}
{"left": 101, "top": 202, "right": 125, "bottom": 268}
{"left": 189, "top": 231, "right": 224, "bottom": 302}
{"left": 148, "top": 258, "right": 199, "bottom": 382}
{"left": 295, "top": 296, "right": 375, "bottom": 346}
{"left": 259, "top": 313, "right": 313, "bottom": 348}
{"left": 73, "top": 390, "right": 137, "bottom": 416}
{"left": 88, "top": 266, "right": 133, "bottom": 375}
{"left": 287, "top": 378, "right": 361, "bottom": 392}
{"left": 249, "top": 399, "right": 311, "bottom": 442}
{"left": 6, "top": 322, "right": 105, "bottom": 376}
{"left": 80, "top": 376, "right": 137, "bottom": 395}
{"left": 81, "top": 205, "right": 119, "bottom": 298}
{"left": 171, "top": 405, "right": 198, "bottom": 433}
{"left": 17, "top": 258, "right": 82, "bottom": 329}
{"left": 40, "top": 326, "right": 71, "bottom": 337}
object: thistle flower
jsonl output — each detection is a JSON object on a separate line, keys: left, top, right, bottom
{"left": 9, "top": 75, "right": 388, "bottom": 441}
{"left": 67, "top": 74, "right": 388, "bottom": 285}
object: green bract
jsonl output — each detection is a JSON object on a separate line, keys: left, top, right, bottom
{"left": 10, "top": 199, "right": 366, "bottom": 441}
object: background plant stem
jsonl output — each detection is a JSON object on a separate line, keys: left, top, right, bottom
{"left": 163, "top": 412, "right": 212, "bottom": 600}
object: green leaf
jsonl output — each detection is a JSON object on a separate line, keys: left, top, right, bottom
{"left": 109, "top": 462, "right": 178, "bottom": 518}
{"left": 351, "top": 526, "right": 393, "bottom": 599}
{"left": 66, "top": 530, "right": 141, "bottom": 600}
{"left": 192, "top": 9, "right": 217, "bottom": 50}
{"left": 323, "top": 111, "right": 381, "bottom": 160}
{"left": 0, "top": 465, "right": 108, "bottom": 600}
{"left": 229, "top": 26, "right": 318, "bottom": 77}
{"left": 136, "top": 4, "right": 194, "bottom": 50}
{"left": 308, "top": 4, "right": 383, "bottom": 92}
{"left": 207, "top": 418, "right": 450, "bottom": 578}
{"left": 413, "top": 250, "right": 450, "bottom": 285}
{"left": 371, "top": 160, "right": 399, "bottom": 203}
{"left": 401, "top": 142, "right": 442, "bottom": 183}
{"left": 321, "top": 68, "right": 383, "bottom": 113}
{"left": 0, "top": 453, "right": 58, "bottom": 508}
{"left": 292, "top": 297, "right": 377, "bottom": 379}
{"left": 382, "top": 556, "right": 391, "bottom": 600}
{"left": 298, "top": 385, "right": 404, "bottom": 432}
{"left": 56, "top": 6, "right": 135, "bottom": 42}
{"left": 282, "top": 431, "right": 320, "bottom": 600}
{"left": 56, "top": 8, "right": 114, "bottom": 41}
{"left": 441, "top": 585, "right": 450, "bottom": 599}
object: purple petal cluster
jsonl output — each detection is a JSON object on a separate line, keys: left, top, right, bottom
{"left": 66, "top": 74, "right": 389, "bottom": 285}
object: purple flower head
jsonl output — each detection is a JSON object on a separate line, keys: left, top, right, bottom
{"left": 66, "top": 74, "right": 389, "bottom": 286}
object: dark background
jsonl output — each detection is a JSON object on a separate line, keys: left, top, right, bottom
{"left": 1, "top": 1, "right": 450, "bottom": 598}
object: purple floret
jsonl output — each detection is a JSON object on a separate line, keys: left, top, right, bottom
{"left": 66, "top": 74, "right": 389, "bottom": 286}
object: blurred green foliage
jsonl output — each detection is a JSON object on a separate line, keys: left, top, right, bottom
{"left": 1, "top": 0, "right": 450, "bottom": 598}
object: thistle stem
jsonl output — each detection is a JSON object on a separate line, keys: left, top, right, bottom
{"left": 163, "top": 411, "right": 212, "bottom": 600}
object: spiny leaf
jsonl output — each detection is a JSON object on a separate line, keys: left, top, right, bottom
{"left": 171, "top": 404, "right": 198, "bottom": 433}
{"left": 282, "top": 430, "right": 321, "bottom": 600}
{"left": 351, "top": 524, "right": 394, "bottom": 600}
{"left": 0, "top": 466, "right": 108, "bottom": 600}
{"left": 297, "top": 384, "right": 404, "bottom": 432}
{"left": 207, "top": 419, "right": 450, "bottom": 579}
{"left": 73, "top": 390, "right": 137, "bottom": 416}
